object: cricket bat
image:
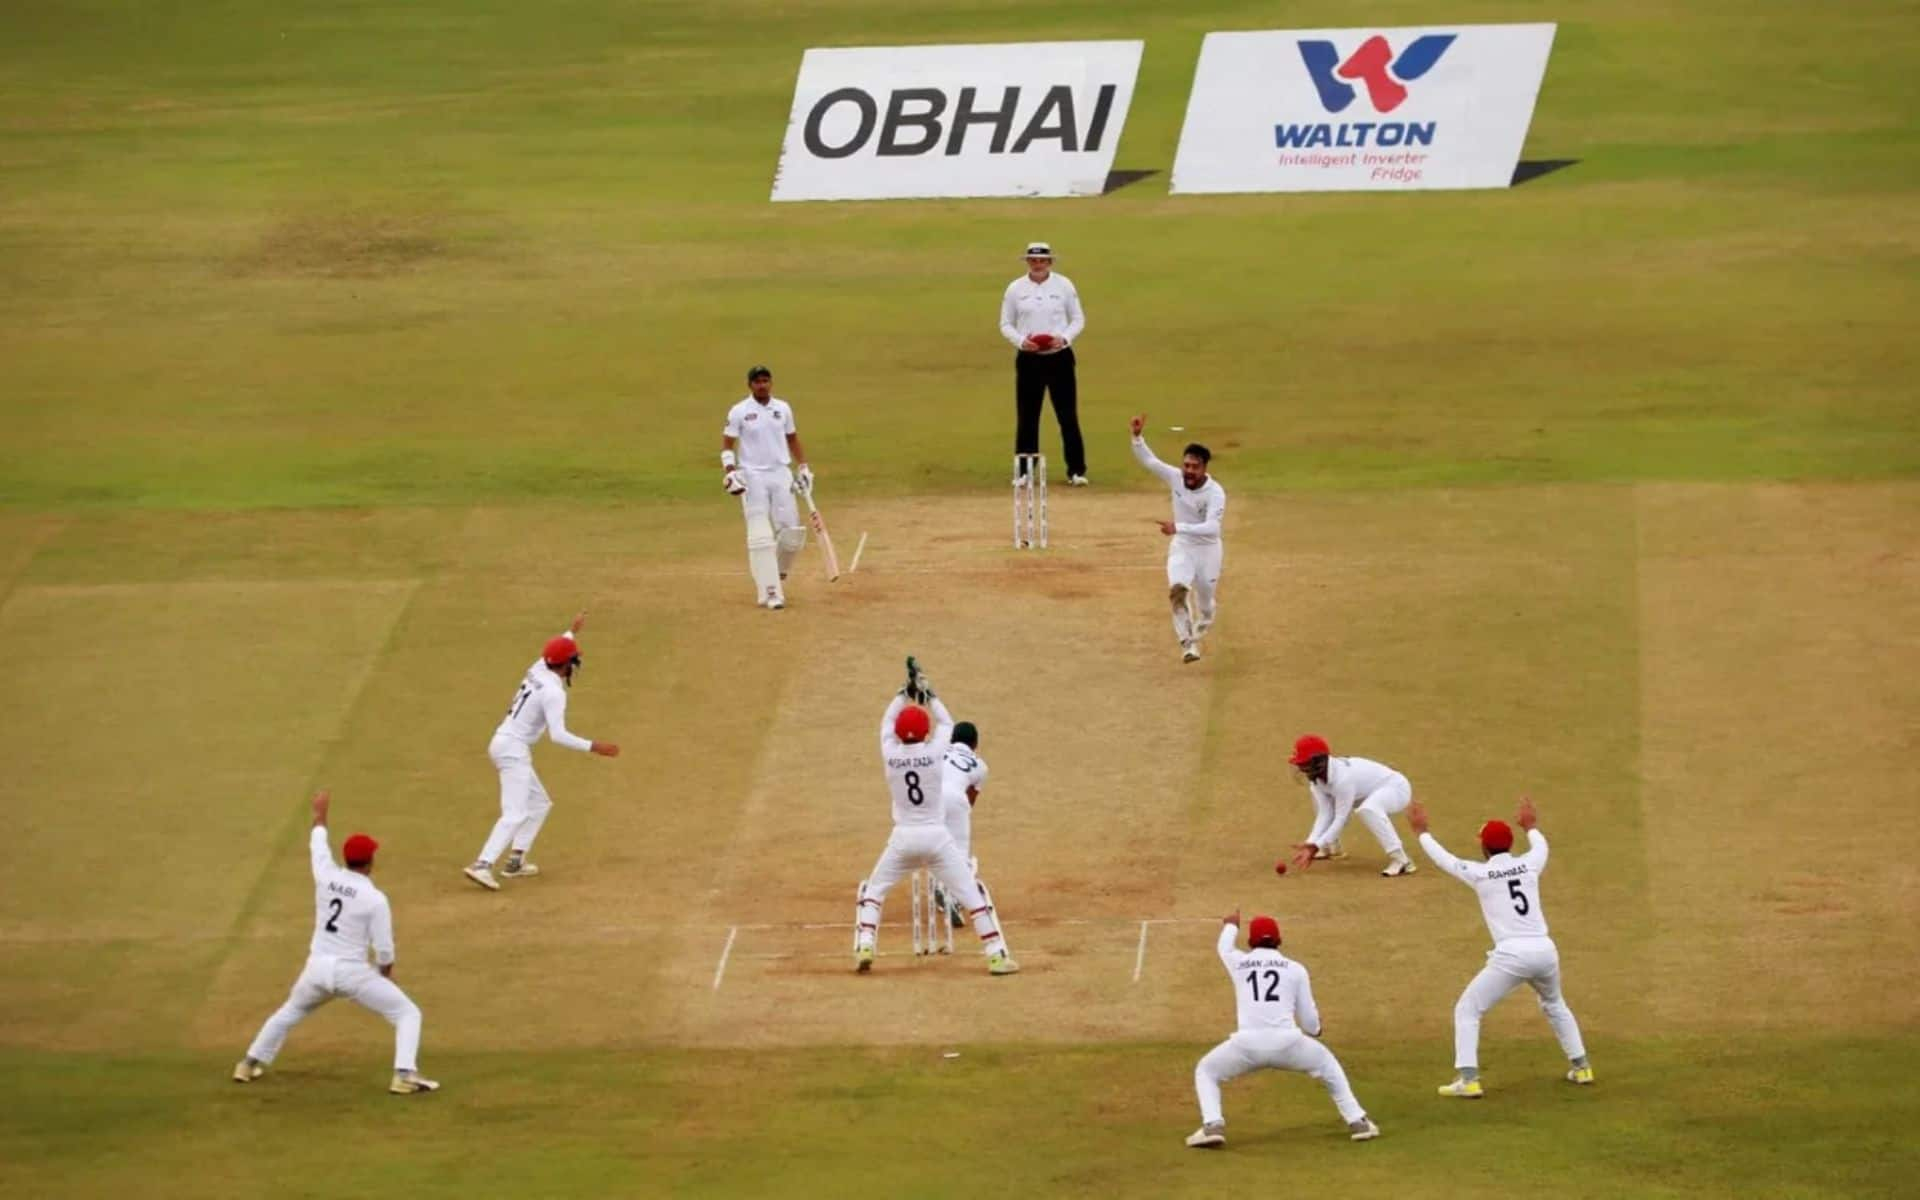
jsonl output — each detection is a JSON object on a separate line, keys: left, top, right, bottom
{"left": 800, "top": 484, "right": 841, "bottom": 581}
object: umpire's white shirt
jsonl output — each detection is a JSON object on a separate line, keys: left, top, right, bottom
{"left": 724, "top": 397, "right": 797, "bottom": 469}
{"left": 1000, "top": 273, "right": 1086, "bottom": 351}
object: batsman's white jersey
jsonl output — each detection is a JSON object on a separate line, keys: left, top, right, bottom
{"left": 723, "top": 396, "right": 797, "bottom": 468}
{"left": 1131, "top": 438, "right": 1227, "bottom": 545}
{"left": 1419, "top": 831, "right": 1552, "bottom": 943}
{"left": 1303, "top": 755, "right": 1413, "bottom": 855}
{"left": 881, "top": 694, "right": 953, "bottom": 826}
{"left": 493, "top": 643, "right": 593, "bottom": 756}
{"left": 941, "top": 744, "right": 988, "bottom": 857}
{"left": 307, "top": 828, "right": 395, "bottom": 965}
{"left": 1217, "top": 923, "right": 1319, "bottom": 1034}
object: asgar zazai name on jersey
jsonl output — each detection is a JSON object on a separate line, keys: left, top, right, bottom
{"left": 1275, "top": 120, "right": 1436, "bottom": 149}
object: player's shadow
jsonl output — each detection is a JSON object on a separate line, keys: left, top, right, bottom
{"left": 1511, "top": 159, "right": 1579, "bottom": 186}
{"left": 1103, "top": 169, "right": 1161, "bottom": 194}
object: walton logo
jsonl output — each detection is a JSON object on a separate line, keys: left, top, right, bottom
{"left": 1298, "top": 34, "right": 1455, "bottom": 114}
{"left": 1277, "top": 33, "right": 1455, "bottom": 151}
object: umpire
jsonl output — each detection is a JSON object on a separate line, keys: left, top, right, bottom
{"left": 999, "top": 241, "right": 1089, "bottom": 485}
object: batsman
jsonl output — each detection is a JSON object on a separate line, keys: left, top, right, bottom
{"left": 854, "top": 658, "right": 1018, "bottom": 976}
{"left": 720, "top": 364, "right": 815, "bottom": 609}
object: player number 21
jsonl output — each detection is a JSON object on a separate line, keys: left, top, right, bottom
{"left": 1243, "top": 968, "right": 1281, "bottom": 1003}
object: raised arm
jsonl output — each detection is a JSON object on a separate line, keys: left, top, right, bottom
{"left": 307, "top": 790, "right": 334, "bottom": 881}
{"left": 1308, "top": 776, "right": 1357, "bottom": 851}
{"left": 1516, "top": 795, "right": 1549, "bottom": 871}
{"left": 1215, "top": 910, "right": 1241, "bottom": 971}
{"left": 880, "top": 692, "right": 910, "bottom": 749}
{"left": 1295, "top": 965, "right": 1324, "bottom": 1037}
{"left": 927, "top": 695, "right": 954, "bottom": 747}
{"left": 1061, "top": 279, "right": 1085, "bottom": 345}
{"left": 1130, "top": 428, "right": 1182, "bottom": 487}
{"left": 539, "top": 686, "right": 594, "bottom": 753}
{"left": 1177, "top": 486, "right": 1225, "bottom": 538}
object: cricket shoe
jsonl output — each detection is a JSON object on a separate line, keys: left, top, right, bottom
{"left": 463, "top": 863, "right": 500, "bottom": 891}
{"left": 389, "top": 1071, "right": 440, "bottom": 1095}
{"left": 1182, "top": 641, "right": 1201, "bottom": 664}
{"left": 1184, "top": 1122, "right": 1225, "bottom": 1149}
{"left": 1437, "top": 1077, "right": 1484, "bottom": 1099}
{"left": 1068, "top": 475, "right": 1090, "bottom": 487}
{"left": 1567, "top": 1065, "right": 1595, "bottom": 1085}
{"left": 232, "top": 1058, "right": 264, "bottom": 1084}
{"left": 1313, "top": 842, "right": 1346, "bottom": 861}
{"left": 855, "top": 946, "right": 874, "bottom": 974}
{"left": 500, "top": 858, "right": 540, "bottom": 879}
{"left": 1349, "top": 1118, "right": 1381, "bottom": 1141}
{"left": 1380, "top": 857, "right": 1417, "bottom": 878}
{"left": 988, "top": 951, "right": 1020, "bottom": 976}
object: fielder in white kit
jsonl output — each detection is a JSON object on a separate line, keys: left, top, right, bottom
{"left": 1129, "top": 414, "right": 1227, "bottom": 663}
{"left": 1186, "top": 910, "right": 1379, "bottom": 1149}
{"left": 1285, "top": 735, "right": 1417, "bottom": 877}
{"left": 855, "top": 661, "right": 1017, "bottom": 976}
{"left": 464, "top": 613, "right": 620, "bottom": 891}
{"left": 233, "top": 790, "right": 439, "bottom": 1095}
{"left": 1408, "top": 796, "right": 1594, "bottom": 1097}
{"left": 721, "top": 364, "right": 814, "bottom": 610}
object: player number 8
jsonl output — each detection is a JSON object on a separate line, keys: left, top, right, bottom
{"left": 905, "top": 770, "right": 924, "bottom": 805}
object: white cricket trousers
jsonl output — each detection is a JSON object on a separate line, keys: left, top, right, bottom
{"left": 857, "top": 824, "right": 1005, "bottom": 957}
{"left": 1194, "top": 1028, "right": 1365, "bottom": 1126}
{"left": 1453, "top": 935, "right": 1587, "bottom": 1069}
{"left": 739, "top": 465, "right": 799, "bottom": 532}
{"left": 1353, "top": 775, "right": 1413, "bottom": 859}
{"left": 246, "top": 955, "right": 422, "bottom": 1071}
{"left": 1167, "top": 539, "right": 1223, "bottom": 643}
{"left": 478, "top": 739, "right": 550, "bottom": 865}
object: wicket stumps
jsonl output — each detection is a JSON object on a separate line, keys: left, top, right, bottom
{"left": 1013, "top": 453, "right": 1048, "bottom": 549}
{"left": 853, "top": 873, "right": 954, "bottom": 959}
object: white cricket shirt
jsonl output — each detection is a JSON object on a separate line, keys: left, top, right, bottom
{"left": 1418, "top": 830, "right": 1553, "bottom": 944}
{"left": 723, "top": 396, "right": 798, "bottom": 469}
{"left": 1216, "top": 924, "right": 1321, "bottom": 1035}
{"left": 492, "top": 636, "right": 593, "bottom": 756}
{"left": 1000, "top": 272, "right": 1085, "bottom": 351}
{"left": 1131, "top": 438, "right": 1227, "bottom": 545}
{"left": 1304, "top": 755, "right": 1408, "bottom": 848}
{"left": 941, "top": 744, "right": 988, "bottom": 845}
{"left": 880, "top": 694, "right": 953, "bottom": 827}
{"left": 307, "top": 828, "right": 396, "bottom": 965}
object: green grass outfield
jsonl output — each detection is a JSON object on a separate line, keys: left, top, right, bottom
{"left": 2, "top": 2, "right": 1918, "bottom": 1197}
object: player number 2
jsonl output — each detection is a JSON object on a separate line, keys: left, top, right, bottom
{"left": 324, "top": 898, "right": 343, "bottom": 933}
{"left": 1507, "top": 878, "right": 1530, "bottom": 915}
{"left": 904, "top": 771, "right": 924, "bottom": 805}
{"left": 1243, "top": 968, "right": 1281, "bottom": 1003}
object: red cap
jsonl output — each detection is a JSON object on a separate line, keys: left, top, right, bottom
{"left": 1479, "top": 820, "right": 1514, "bottom": 854}
{"left": 342, "top": 833, "right": 379, "bottom": 865}
{"left": 1248, "top": 915, "right": 1281, "bottom": 948}
{"left": 543, "top": 635, "right": 580, "bottom": 668}
{"left": 894, "top": 705, "right": 931, "bottom": 743}
{"left": 1289, "top": 734, "right": 1330, "bottom": 765}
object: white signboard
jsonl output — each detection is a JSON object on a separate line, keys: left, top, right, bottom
{"left": 772, "top": 41, "right": 1143, "bottom": 202}
{"left": 1171, "top": 24, "right": 1555, "bottom": 194}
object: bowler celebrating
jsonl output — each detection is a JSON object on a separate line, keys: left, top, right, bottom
{"left": 233, "top": 790, "right": 439, "bottom": 1095}
{"left": 1130, "top": 415, "right": 1227, "bottom": 663}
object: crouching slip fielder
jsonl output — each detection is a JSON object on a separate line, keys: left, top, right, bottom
{"left": 1286, "top": 735, "right": 1417, "bottom": 877}
{"left": 1129, "top": 415, "right": 1226, "bottom": 664}
{"left": 1408, "top": 796, "right": 1593, "bottom": 1097}
{"left": 1186, "top": 909, "right": 1378, "bottom": 1148}
{"left": 855, "top": 669, "right": 1018, "bottom": 976}
{"left": 234, "top": 790, "right": 439, "bottom": 1095}
{"left": 721, "top": 364, "right": 814, "bottom": 610}
{"left": 465, "top": 612, "right": 619, "bottom": 891}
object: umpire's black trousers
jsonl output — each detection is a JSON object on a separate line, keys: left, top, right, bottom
{"left": 1014, "top": 347, "right": 1085, "bottom": 478}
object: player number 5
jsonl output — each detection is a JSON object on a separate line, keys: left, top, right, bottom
{"left": 1507, "top": 878, "right": 1530, "bottom": 916}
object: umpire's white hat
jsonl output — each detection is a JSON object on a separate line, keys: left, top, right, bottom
{"left": 1023, "top": 241, "right": 1053, "bottom": 259}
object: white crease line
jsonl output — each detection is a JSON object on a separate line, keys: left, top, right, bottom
{"left": 1132, "top": 920, "right": 1149, "bottom": 983}
{"left": 711, "top": 925, "right": 738, "bottom": 992}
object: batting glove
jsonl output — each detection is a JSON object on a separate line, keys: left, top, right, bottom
{"left": 795, "top": 464, "right": 815, "bottom": 493}
{"left": 723, "top": 469, "right": 746, "bottom": 495}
